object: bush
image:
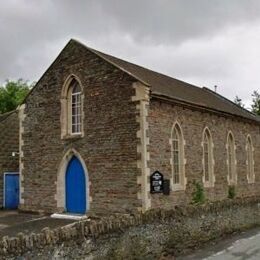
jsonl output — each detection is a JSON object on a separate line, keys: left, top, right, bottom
{"left": 228, "top": 186, "right": 236, "bottom": 199}
{"left": 192, "top": 181, "right": 206, "bottom": 204}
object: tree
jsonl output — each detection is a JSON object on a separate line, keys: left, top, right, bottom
{"left": 0, "top": 79, "right": 32, "bottom": 114}
{"left": 233, "top": 95, "right": 244, "bottom": 108}
{"left": 251, "top": 91, "right": 260, "bottom": 116}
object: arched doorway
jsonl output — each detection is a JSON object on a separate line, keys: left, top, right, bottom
{"left": 65, "top": 156, "right": 87, "bottom": 214}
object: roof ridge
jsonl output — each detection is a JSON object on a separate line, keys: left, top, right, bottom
{"left": 19, "top": 38, "right": 260, "bottom": 124}
{"left": 73, "top": 39, "right": 259, "bottom": 123}
{"left": 72, "top": 39, "right": 203, "bottom": 92}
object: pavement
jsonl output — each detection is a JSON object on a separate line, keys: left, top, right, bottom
{"left": 0, "top": 210, "right": 75, "bottom": 237}
{"left": 178, "top": 227, "right": 260, "bottom": 260}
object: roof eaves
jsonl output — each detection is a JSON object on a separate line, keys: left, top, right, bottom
{"left": 151, "top": 92, "right": 260, "bottom": 125}
{"left": 0, "top": 110, "right": 17, "bottom": 123}
{"left": 202, "top": 87, "right": 258, "bottom": 119}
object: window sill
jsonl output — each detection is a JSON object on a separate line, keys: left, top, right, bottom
{"left": 247, "top": 174, "right": 255, "bottom": 184}
{"left": 172, "top": 184, "right": 185, "bottom": 192}
{"left": 227, "top": 180, "right": 237, "bottom": 186}
{"left": 61, "top": 133, "right": 84, "bottom": 140}
{"left": 203, "top": 182, "right": 214, "bottom": 188}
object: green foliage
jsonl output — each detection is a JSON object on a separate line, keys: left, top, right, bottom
{"left": 251, "top": 91, "right": 260, "bottom": 116}
{"left": 0, "top": 79, "right": 32, "bottom": 114}
{"left": 192, "top": 181, "right": 206, "bottom": 204}
{"left": 234, "top": 95, "right": 244, "bottom": 108}
{"left": 228, "top": 185, "right": 236, "bottom": 199}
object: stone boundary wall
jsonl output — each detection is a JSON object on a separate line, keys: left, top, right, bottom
{"left": 1, "top": 197, "right": 260, "bottom": 259}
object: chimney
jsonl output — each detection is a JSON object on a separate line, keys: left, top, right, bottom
{"left": 214, "top": 85, "right": 218, "bottom": 93}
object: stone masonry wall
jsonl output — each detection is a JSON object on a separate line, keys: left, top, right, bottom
{"left": 0, "top": 111, "right": 19, "bottom": 207}
{"left": 20, "top": 39, "right": 260, "bottom": 215}
{"left": 148, "top": 98, "right": 260, "bottom": 208}
{"left": 20, "top": 40, "right": 141, "bottom": 214}
{"left": 0, "top": 197, "right": 259, "bottom": 259}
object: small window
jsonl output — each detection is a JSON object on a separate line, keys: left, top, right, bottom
{"left": 71, "top": 80, "right": 82, "bottom": 134}
{"left": 227, "top": 132, "right": 236, "bottom": 185}
{"left": 171, "top": 122, "right": 186, "bottom": 190}
{"left": 202, "top": 128, "right": 214, "bottom": 187}
{"left": 172, "top": 127, "right": 180, "bottom": 184}
{"left": 61, "top": 75, "right": 83, "bottom": 139}
{"left": 246, "top": 135, "right": 254, "bottom": 183}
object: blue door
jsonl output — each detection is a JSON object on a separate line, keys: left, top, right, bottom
{"left": 4, "top": 173, "right": 19, "bottom": 209}
{"left": 66, "top": 156, "right": 87, "bottom": 214}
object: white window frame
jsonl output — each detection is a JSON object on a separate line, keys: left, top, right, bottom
{"left": 70, "top": 82, "right": 82, "bottom": 135}
{"left": 201, "top": 127, "right": 215, "bottom": 187}
{"left": 226, "top": 131, "right": 237, "bottom": 185}
{"left": 246, "top": 135, "right": 255, "bottom": 184}
{"left": 170, "top": 122, "right": 186, "bottom": 191}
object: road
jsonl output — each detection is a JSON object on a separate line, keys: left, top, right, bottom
{"left": 178, "top": 227, "right": 260, "bottom": 260}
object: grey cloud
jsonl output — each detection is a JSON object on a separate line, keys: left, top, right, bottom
{"left": 0, "top": 0, "right": 259, "bottom": 106}
{"left": 97, "top": 0, "right": 260, "bottom": 44}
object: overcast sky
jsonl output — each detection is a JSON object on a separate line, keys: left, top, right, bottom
{"left": 1, "top": 0, "right": 260, "bottom": 108}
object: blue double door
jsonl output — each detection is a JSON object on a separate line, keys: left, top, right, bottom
{"left": 4, "top": 173, "right": 19, "bottom": 209}
{"left": 66, "top": 156, "right": 87, "bottom": 214}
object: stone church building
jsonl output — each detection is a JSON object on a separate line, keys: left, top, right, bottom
{"left": 0, "top": 111, "right": 19, "bottom": 208}
{"left": 1, "top": 39, "right": 260, "bottom": 215}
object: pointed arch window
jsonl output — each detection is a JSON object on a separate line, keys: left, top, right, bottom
{"left": 70, "top": 80, "right": 82, "bottom": 134}
{"left": 246, "top": 135, "right": 255, "bottom": 183}
{"left": 171, "top": 123, "right": 186, "bottom": 190}
{"left": 61, "top": 75, "right": 84, "bottom": 138}
{"left": 202, "top": 128, "right": 215, "bottom": 187}
{"left": 227, "top": 132, "right": 237, "bottom": 185}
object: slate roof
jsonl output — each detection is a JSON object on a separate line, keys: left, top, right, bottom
{"left": 0, "top": 110, "right": 17, "bottom": 123}
{"left": 74, "top": 40, "right": 259, "bottom": 123}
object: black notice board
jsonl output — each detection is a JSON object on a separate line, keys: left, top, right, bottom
{"left": 150, "top": 171, "right": 164, "bottom": 193}
{"left": 163, "top": 179, "right": 170, "bottom": 195}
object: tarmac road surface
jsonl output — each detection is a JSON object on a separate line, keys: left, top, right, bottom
{"left": 0, "top": 210, "right": 74, "bottom": 237}
{"left": 178, "top": 227, "right": 260, "bottom": 260}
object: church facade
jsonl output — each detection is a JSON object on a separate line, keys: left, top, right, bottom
{"left": 3, "top": 39, "right": 259, "bottom": 215}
